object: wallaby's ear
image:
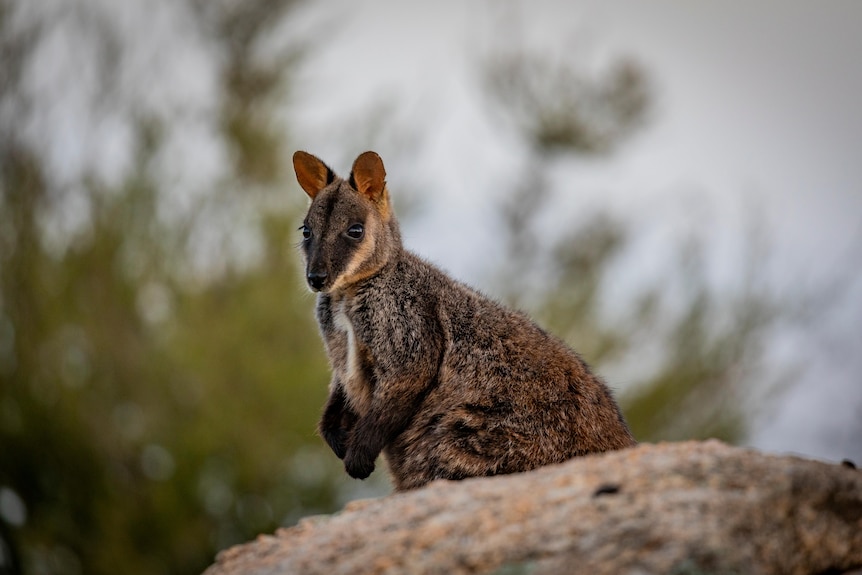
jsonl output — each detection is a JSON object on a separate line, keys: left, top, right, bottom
{"left": 349, "top": 151, "right": 386, "bottom": 203}
{"left": 293, "top": 151, "right": 335, "bottom": 198}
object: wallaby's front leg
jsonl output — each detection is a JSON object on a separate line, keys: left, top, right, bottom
{"left": 318, "top": 383, "right": 355, "bottom": 460}
{"left": 340, "top": 297, "right": 443, "bottom": 480}
{"left": 343, "top": 404, "right": 410, "bottom": 480}
{"left": 343, "top": 371, "right": 439, "bottom": 479}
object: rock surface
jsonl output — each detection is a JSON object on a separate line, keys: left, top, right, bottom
{"left": 204, "top": 441, "right": 862, "bottom": 575}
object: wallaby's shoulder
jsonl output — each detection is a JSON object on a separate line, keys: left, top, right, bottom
{"left": 340, "top": 250, "right": 450, "bottom": 349}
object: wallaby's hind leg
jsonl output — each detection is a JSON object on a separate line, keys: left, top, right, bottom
{"left": 385, "top": 409, "right": 519, "bottom": 491}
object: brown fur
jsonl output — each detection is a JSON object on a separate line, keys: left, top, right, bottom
{"left": 294, "top": 150, "right": 636, "bottom": 491}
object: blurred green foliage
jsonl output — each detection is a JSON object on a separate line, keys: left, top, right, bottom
{"left": 0, "top": 3, "right": 793, "bottom": 575}
{"left": 1, "top": 140, "right": 340, "bottom": 575}
{"left": 0, "top": 2, "right": 357, "bottom": 574}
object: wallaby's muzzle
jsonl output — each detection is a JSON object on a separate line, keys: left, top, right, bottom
{"left": 305, "top": 244, "right": 333, "bottom": 292}
{"left": 306, "top": 270, "right": 328, "bottom": 292}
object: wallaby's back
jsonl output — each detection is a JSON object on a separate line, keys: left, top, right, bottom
{"left": 294, "top": 150, "right": 636, "bottom": 491}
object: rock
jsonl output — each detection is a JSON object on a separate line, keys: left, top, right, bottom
{"left": 203, "top": 440, "right": 862, "bottom": 575}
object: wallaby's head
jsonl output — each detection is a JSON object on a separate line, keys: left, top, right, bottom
{"left": 293, "top": 150, "right": 401, "bottom": 293}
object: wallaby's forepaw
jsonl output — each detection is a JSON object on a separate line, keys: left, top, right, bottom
{"left": 344, "top": 448, "right": 375, "bottom": 480}
{"left": 320, "top": 426, "right": 348, "bottom": 459}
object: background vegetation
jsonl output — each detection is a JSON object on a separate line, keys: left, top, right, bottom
{"left": 0, "top": 2, "right": 828, "bottom": 574}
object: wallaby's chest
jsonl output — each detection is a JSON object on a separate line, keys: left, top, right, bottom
{"left": 327, "top": 298, "right": 374, "bottom": 415}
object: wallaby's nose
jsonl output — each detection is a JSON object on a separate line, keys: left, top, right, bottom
{"left": 307, "top": 271, "right": 328, "bottom": 291}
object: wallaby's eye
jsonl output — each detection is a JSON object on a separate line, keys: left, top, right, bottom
{"left": 300, "top": 225, "right": 311, "bottom": 240}
{"left": 346, "top": 223, "right": 364, "bottom": 240}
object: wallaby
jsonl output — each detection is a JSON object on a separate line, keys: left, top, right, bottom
{"left": 293, "top": 150, "right": 636, "bottom": 491}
